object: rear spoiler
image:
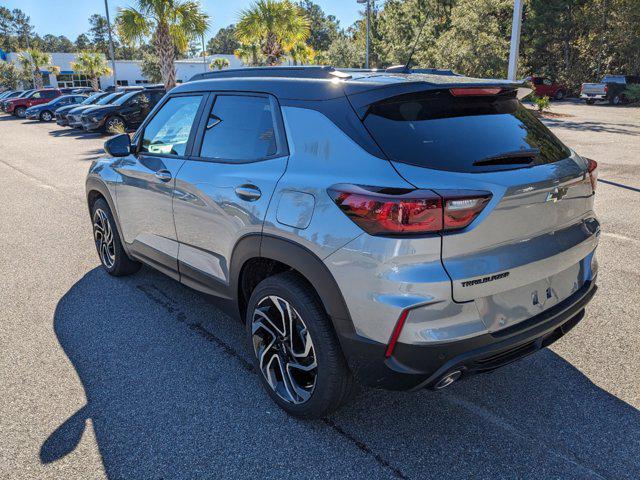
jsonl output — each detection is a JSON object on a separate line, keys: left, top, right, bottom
{"left": 346, "top": 79, "right": 528, "bottom": 119}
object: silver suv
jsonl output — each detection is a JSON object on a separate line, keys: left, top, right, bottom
{"left": 86, "top": 67, "right": 599, "bottom": 418}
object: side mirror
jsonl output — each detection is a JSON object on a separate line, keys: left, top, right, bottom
{"left": 103, "top": 133, "right": 131, "bottom": 157}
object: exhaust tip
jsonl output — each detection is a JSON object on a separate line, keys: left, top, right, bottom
{"left": 434, "top": 370, "right": 462, "bottom": 390}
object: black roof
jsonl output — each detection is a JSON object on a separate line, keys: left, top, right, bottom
{"left": 180, "top": 66, "right": 523, "bottom": 102}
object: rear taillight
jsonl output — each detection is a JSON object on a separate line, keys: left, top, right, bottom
{"left": 604, "top": 85, "right": 608, "bottom": 93}
{"left": 586, "top": 158, "right": 598, "bottom": 192}
{"left": 328, "top": 185, "right": 491, "bottom": 236}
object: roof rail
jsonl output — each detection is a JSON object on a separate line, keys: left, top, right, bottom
{"left": 384, "top": 65, "right": 459, "bottom": 76}
{"left": 190, "top": 66, "right": 342, "bottom": 82}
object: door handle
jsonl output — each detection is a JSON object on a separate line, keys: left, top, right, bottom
{"left": 154, "top": 169, "right": 172, "bottom": 182}
{"left": 235, "top": 184, "right": 261, "bottom": 201}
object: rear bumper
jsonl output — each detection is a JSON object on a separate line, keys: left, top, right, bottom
{"left": 56, "top": 117, "right": 69, "bottom": 126}
{"left": 580, "top": 94, "right": 606, "bottom": 100}
{"left": 82, "top": 119, "right": 105, "bottom": 131}
{"left": 339, "top": 280, "right": 597, "bottom": 390}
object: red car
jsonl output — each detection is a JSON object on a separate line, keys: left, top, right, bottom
{"left": 531, "top": 76, "right": 567, "bottom": 100}
{"left": 5, "top": 88, "right": 62, "bottom": 117}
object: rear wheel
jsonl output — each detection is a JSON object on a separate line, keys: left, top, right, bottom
{"left": 40, "top": 110, "right": 53, "bottom": 122}
{"left": 91, "top": 198, "right": 141, "bottom": 276}
{"left": 246, "top": 271, "right": 354, "bottom": 418}
{"left": 585, "top": 99, "right": 595, "bottom": 105}
{"left": 14, "top": 106, "right": 26, "bottom": 118}
{"left": 610, "top": 94, "right": 621, "bottom": 105}
{"left": 554, "top": 90, "right": 565, "bottom": 101}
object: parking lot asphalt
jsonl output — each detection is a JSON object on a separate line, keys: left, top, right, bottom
{"left": 1, "top": 101, "right": 639, "bottom": 479}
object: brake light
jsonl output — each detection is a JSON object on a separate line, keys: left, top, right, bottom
{"left": 328, "top": 185, "right": 491, "bottom": 235}
{"left": 449, "top": 87, "right": 502, "bottom": 96}
{"left": 586, "top": 158, "right": 598, "bottom": 192}
{"left": 385, "top": 309, "right": 409, "bottom": 358}
{"left": 604, "top": 85, "right": 608, "bottom": 93}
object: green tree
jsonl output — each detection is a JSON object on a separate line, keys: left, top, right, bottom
{"left": 236, "top": 0, "right": 311, "bottom": 66}
{"left": 88, "top": 14, "right": 113, "bottom": 56}
{"left": 75, "top": 33, "right": 91, "bottom": 51}
{"left": 0, "top": 61, "right": 23, "bottom": 89}
{"left": 210, "top": 57, "right": 230, "bottom": 70}
{"left": 297, "top": 0, "right": 339, "bottom": 52}
{"left": 71, "top": 51, "right": 112, "bottom": 90}
{"left": 326, "top": 34, "right": 362, "bottom": 68}
{"left": 207, "top": 25, "right": 240, "bottom": 54}
{"left": 140, "top": 52, "right": 163, "bottom": 82}
{"left": 234, "top": 43, "right": 264, "bottom": 66}
{"left": 18, "top": 49, "right": 60, "bottom": 88}
{"left": 433, "top": 0, "right": 513, "bottom": 77}
{"left": 116, "top": 0, "right": 210, "bottom": 90}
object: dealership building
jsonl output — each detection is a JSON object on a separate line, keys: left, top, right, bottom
{"left": 2, "top": 52, "right": 242, "bottom": 89}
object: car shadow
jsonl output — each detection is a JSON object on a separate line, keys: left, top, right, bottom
{"left": 48, "top": 128, "right": 103, "bottom": 140}
{"left": 42, "top": 267, "right": 640, "bottom": 479}
{"left": 541, "top": 118, "right": 639, "bottom": 135}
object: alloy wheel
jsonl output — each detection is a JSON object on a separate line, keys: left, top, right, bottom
{"left": 252, "top": 295, "right": 317, "bottom": 404}
{"left": 41, "top": 111, "right": 52, "bottom": 121}
{"left": 107, "top": 117, "right": 124, "bottom": 132}
{"left": 93, "top": 208, "right": 116, "bottom": 269}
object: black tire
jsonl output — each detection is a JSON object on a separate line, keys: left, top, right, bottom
{"left": 246, "top": 271, "right": 354, "bottom": 418}
{"left": 585, "top": 99, "right": 595, "bottom": 105}
{"left": 39, "top": 110, "right": 53, "bottom": 122}
{"left": 104, "top": 115, "right": 126, "bottom": 135}
{"left": 609, "top": 94, "right": 621, "bottom": 105}
{"left": 554, "top": 90, "right": 565, "bottom": 101}
{"left": 90, "top": 198, "right": 141, "bottom": 276}
{"left": 14, "top": 106, "right": 26, "bottom": 118}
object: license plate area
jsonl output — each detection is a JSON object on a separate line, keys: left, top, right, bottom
{"left": 475, "top": 261, "right": 584, "bottom": 333}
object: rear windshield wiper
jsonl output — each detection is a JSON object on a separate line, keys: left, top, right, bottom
{"left": 472, "top": 148, "right": 540, "bottom": 167}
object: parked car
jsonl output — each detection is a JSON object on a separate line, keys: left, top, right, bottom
{"left": 1, "top": 89, "right": 34, "bottom": 112}
{"left": 66, "top": 87, "right": 142, "bottom": 128}
{"left": 86, "top": 67, "right": 599, "bottom": 418}
{"left": 25, "top": 94, "right": 87, "bottom": 121}
{"left": 4, "top": 88, "right": 62, "bottom": 117}
{"left": 0, "top": 90, "right": 21, "bottom": 101}
{"left": 580, "top": 74, "right": 640, "bottom": 105}
{"left": 531, "top": 76, "right": 567, "bottom": 100}
{"left": 67, "top": 87, "right": 97, "bottom": 95}
{"left": 55, "top": 92, "right": 111, "bottom": 126}
{"left": 80, "top": 86, "right": 165, "bottom": 133}
{"left": 66, "top": 91, "right": 127, "bottom": 128}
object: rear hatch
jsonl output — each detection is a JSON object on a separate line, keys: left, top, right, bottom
{"left": 354, "top": 84, "right": 599, "bottom": 332}
{"left": 581, "top": 83, "right": 607, "bottom": 96}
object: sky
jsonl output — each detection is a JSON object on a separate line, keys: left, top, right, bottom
{"left": 2, "top": 0, "right": 366, "bottom": 41}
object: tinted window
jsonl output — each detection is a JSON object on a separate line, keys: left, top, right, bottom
{"left": 140, "top": 95, "right": 202, "bottom": 156}
{"left": 364, "top": 90, "right": 571, "bottom": 173}
{"left": 42, "top": 91, "right": 57, "bottom": 98}
{"left": 199, "top": 95, "right": 277, "bottom": 161}
{"left": 533, "top": 78, "right": 543, "bottom": 85}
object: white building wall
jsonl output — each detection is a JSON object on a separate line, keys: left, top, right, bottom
{"left": 4, "top": 52, "right": 242, "bottom": 89}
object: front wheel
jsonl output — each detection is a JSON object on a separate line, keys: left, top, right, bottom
{"left": 91, "top": 198, "right": 141, "bottom": 276}
{"left": 610, "top": 95, "right": 621, "bottom": 105}
{"left": 14, "top": 106, "right": 26, "bottom": 118}
{"left": 246, "top": 272, "right": 354, "bottom": 418}
{"left": 40, "top": 110, "right": 53, "bottom": 122}
{"left": 585, "top": 99, "right": 595, "bottom": 105}
{"left": 554, "top": 90, "right": 565, "bottom": 101}
{"left": 104, "top": 115, "right": 126, "bottom": 134}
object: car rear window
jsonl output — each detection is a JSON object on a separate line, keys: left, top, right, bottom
{"left": 363, "top": 90, "right": 571, "bottom": 172}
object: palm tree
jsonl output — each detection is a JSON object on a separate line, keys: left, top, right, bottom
{"left": 289, "top": 41, "right": 315, "bottom": 65}
{"left": 116, "top": 0, "right": 210, "bottom": 90}
{"left": 18, "top": 49, "right": 60, "bottom": 89}
{"left": 71, "top": 51, "right": 113, "bottom": 91}
{"left": 236, "top": 0, "right": 310, "bottom": 66}
{"left": 234, "top": 43, "right": 264, "bottom": 66}
{"left": 210, "top": 57, "right": 230, "bottom": 70}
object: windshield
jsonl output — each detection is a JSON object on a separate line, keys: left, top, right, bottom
{"left": 363, "top": 90, "right": 571, "bottom": 173}
{"left": 82, "top": 93, "right": 103, "bottom": 104}
{"left": 112, "top": 91, "right": 138, "bottom": 106}
{"left": 96, "top": 92, "right": 123, "bottom": 105}
{"left": 602, "top": 75, "right": 626, "bottom": 84}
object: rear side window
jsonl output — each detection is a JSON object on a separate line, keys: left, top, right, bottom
{"left": 363, "top": 90, "right": 571, "bottom": 172}
{"left": 199, "top": 95, "right": 277, "bottom": 161}
{"left": 140, "top": 95, "right": 202, "bottom": 156}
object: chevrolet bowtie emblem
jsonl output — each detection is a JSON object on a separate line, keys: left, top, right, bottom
{"left": 546, "top": 186, "right": 568, "bottom": 203}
